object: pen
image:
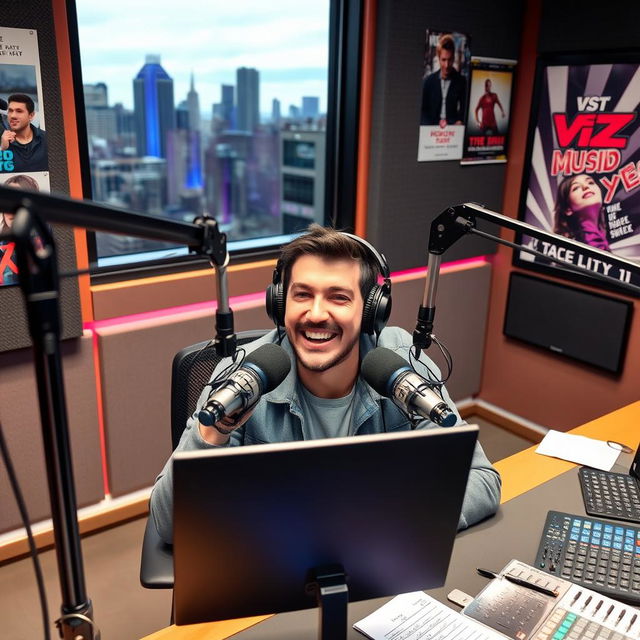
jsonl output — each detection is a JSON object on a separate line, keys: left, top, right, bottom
{"left": 476, "top": 568, "right": 558, "bottom": 597}
{"left": 581, "top": 595, "right": 592, "bottom": 611}
{"left": 615, "top": 609, "right": 626, "bottom": 627}
{"left": 570, "top": 590, "right": 582, "bottom": 607}
{"left": 603, "top": 604, "right": 614, "bottom": 621}
{"left": 628, "top": 613, "right": 638, "bottom": 632}
{"left": 593, "top": 600, "right": 603, "bottom": 616}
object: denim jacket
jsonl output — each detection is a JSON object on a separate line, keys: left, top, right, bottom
{"left": 150, "top": 327, "right": 501, "bottom": 543}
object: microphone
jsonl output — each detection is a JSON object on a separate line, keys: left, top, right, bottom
{"left": 198, "top": 343, "right": 291, "bottom": 427}
{"left": 361, "top": 347, "right": 457, "bottom": 427}
{"left": 0, "top": 98, "right": 7, "bottom": 111}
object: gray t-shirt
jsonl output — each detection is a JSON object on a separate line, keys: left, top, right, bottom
{"left": 298, "top": 383, "right": 357, "bottom": 440}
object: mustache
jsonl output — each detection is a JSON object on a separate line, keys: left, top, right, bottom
{"left": 296, "top": 321, "right": 341, "bottom": 334}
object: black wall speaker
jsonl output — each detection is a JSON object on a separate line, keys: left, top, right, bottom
{"left": 503, "top": 273, "right": 633, "bottom": 374}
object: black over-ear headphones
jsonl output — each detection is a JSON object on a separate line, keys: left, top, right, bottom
{"left": 265, "top": 232, "right": 392, "bottom": 335}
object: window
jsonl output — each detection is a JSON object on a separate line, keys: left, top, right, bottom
{"left": 71, "top": 0, "right": 349, "bottom": 273}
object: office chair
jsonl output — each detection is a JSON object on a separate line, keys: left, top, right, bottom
{"left": 140, "top": 329, "right": 270, "bottom": 590}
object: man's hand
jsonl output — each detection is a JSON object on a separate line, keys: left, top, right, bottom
{"left": 198, "top": 405, "right": 256, "bottom": 445}
{"left": 1, "top": 130, "right": 16, "bottom": 150}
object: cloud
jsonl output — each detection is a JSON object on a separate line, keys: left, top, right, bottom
{"left": 76, "top": 0, "right": 330, "bottom": 112}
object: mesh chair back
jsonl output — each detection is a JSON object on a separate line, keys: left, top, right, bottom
{"left": 170, "top": 329, "right": 270, "bottom": 449}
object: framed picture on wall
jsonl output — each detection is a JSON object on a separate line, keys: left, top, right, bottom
{"left": 514, "top": 51, "right": 640, "bottom": 293}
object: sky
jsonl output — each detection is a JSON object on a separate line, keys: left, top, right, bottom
{"left": 75, "top": 0, "right": 330, "bottom": 117}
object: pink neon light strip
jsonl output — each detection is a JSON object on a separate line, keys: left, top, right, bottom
{"left": 84, "top": 256, "right": 489, "bottom": 332}
{"left": 392, "top": 255, "right": 488, "bottom": 279}
{"left": 84, "top": 290, "right": 265, "bottom": 332}
{"left": 88, "top": 327, "right": 110, "bottom": 496}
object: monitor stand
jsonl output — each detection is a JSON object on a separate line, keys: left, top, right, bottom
{"left": 306, "top": 564, "right": 349, "bottom": 640}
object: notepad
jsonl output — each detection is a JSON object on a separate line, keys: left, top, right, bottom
{"left": 353, "top": 591, "right": 505, "bottom": 640}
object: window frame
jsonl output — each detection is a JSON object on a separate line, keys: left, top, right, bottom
{"left": 65, "top": 0, "right": 363, "bottom": 284}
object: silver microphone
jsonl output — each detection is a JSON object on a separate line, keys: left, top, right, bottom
{"left": 198, "top": 343, "right": 290, "bottom": 426}
{"left": 361, "top": 347, "right": 457, "bottom": 427}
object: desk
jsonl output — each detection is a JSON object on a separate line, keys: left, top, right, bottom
{"left": 142, "top": 401, "right": 640, "bottom": 640}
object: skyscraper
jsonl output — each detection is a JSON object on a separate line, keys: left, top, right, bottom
{"left": 272, "top": 98, "right": 281, "bottom": 124}
{"left": 302, "top": 96, "right": 320, "bottom": 120}
{"left": 186, "top": 72, "right": 201, "bottom": 132}
{"left": 236, "top": 67, "right": 259, "bottom": 132}
{"left": 221, "top": 84, "right": 235, "bottom": 128}
{"left": 84, "top": 83, "right": 117, "bottom": 143}
{"left": 133, "top": 54, "right": 176, "bottom": 158}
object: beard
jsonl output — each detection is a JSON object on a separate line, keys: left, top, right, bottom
{"left": 288, "top": 327, "right": 360, "bottom": 373}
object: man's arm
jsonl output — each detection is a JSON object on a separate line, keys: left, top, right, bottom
{"left": 474, "top": 97, "right": 483, "bottom": 126}
{"left": 149, "top": 364, "right": 254, "bottom": 543}
{"left": 453, "top": 75, "right": 467, "bottom": 124}
{"left": 410, "top": 356, "right": 501, "bottom": 529}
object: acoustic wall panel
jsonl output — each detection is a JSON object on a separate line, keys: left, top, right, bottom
{"left": 0, "top": 333, "right": 102, "bottom": 534}
{"left": 97, "top": 302, "right": 269, "bottom": 497}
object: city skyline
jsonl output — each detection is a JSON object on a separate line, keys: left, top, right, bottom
{"left": 76, "top": 0, "right": 329, "bottom": 116}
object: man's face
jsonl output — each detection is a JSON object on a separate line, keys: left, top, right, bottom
{"left": 438, "top": 49, "right": 454, "bottom": 79}
{"left": 284, "top": 254, "right": 364, "bottom": 374}
{"left": 7, "top": 102, "right": 34, "bottom": 133}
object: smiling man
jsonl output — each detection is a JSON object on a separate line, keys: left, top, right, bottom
{"left": 150, "top": 225, "right": 501, "bottom": 543}
{"left": 0, "top": 94, "right": 48, "bottom": 173}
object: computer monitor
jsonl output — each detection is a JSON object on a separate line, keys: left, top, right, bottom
{"left": 172, "top": 425, "right": 479, "bottom": 629}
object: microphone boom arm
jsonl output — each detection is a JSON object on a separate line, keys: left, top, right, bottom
{"left": 0, "top": 184, "right": 236, "bottom": 639}
{"left": 414, "top": 202, "right": 640, "bottom": 351}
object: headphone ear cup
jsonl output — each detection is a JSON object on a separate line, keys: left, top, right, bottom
{"left": 265, "top": 281, "right": 286, "bottom": 327}
{"left": 361, "top": 282, "right": 392, "bottom": 335}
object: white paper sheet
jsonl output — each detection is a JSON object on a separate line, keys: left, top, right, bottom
{"left": 353, "top": 591, "right": 505, "bottom": 640}
{"left": 535, "top": 430, "right": 620, "bottom": 471}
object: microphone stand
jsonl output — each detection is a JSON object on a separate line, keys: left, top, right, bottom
{"left": 1, "top": 185, "right": 233, "bottom": 639}
{"left": 413, "top": 202, "right": 640, "bottom": 351}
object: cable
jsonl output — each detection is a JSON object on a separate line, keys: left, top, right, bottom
{"left": 0, "top": 419, "right": 51, "bottom": 640}
{"left": 409, "top": 334, "right": 453, "bottom": 399}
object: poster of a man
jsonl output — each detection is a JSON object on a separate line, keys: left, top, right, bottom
{"left": 1, "top": 93, "right": 48, "bottom": 173}
{"left": 0, "top": 29, "right": 50, "bottom": 181}
{"left": 417, "top": 30, "right": 470, "bottom": 162}
{"left": 474, "top": 79, "right": 505, "bottom": 134}
{"left": 420, "top": 34, "right": 467, "bottom": 127}
{"left": 461, "top": 57, "right": 515, "bottom": 165}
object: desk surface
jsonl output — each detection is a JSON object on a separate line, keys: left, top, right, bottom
{"left": 142, "top": 401, "right": 640, "bottom": 640}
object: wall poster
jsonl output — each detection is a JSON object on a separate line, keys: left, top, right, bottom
{"left": 417, "top": 29, "right": 471, "bottom": 162}
{"left": 0, "top": 26, "right": 49, "bottom": 288}
{"left": 461, "top": 57, "right": 516, "bottom": 165}
{"left": 515, "top": 52, "right": 640, "bottom": 293}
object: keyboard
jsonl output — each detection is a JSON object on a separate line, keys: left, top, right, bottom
{"left": 579, "top": 467, "right": 640, "bottom": 523}
{"left": 534, "top": 510, "right": 640, "bottom": 605}
{"left": 532, "top": 606, "right": 637, "bottom": 640}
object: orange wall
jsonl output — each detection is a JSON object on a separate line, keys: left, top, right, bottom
{"left": 478, "top": 0, "right": 640, "bottom": 430}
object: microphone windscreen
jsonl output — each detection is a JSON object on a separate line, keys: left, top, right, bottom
{"left": 244, "top": 343, "right": 291, "bottom": 392}
{"left": 0, "top": 98, "right": 6, "bottom": 110}
{"left": 361, "top": 347, "right": 410, "bottom": 396}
